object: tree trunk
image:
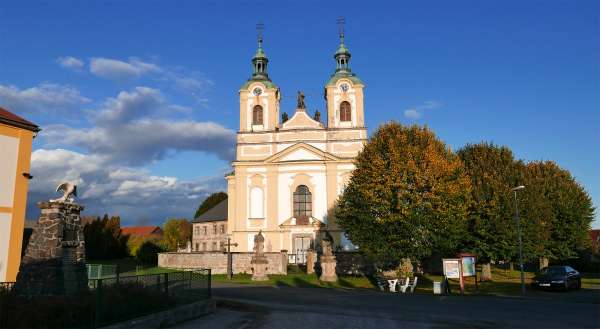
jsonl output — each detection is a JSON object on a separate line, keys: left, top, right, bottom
{"left": 480, "top": 263, "right": 493, "bottom": 281}
{"left": 539, "top": 257, "right": 549, "bottom": 271}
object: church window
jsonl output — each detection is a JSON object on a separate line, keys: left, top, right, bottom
{"left": 250, "top": 187, "right": 264, "bottom": 218}
{"left": 220, "top": 225, "right": 225, "bottom": 234}
{"left": 202, "top": 242, "right": 207, "bottom": 251}
{"left": 340, "top": 101, "right": 351, "bottom": 122}
{"left": 195, "top": 243, "right": 199, "bottom": 251}
{"left": 253, "top": 105, "right": 263, "bottom": 125}
{"left": 212, "top": 242, "right": 217, "bottom": 250}
{"left": 213, "top": 224, "right": 217, "bottom": 235}
{"left": 293, "top": 185, "right": 312, "bottom": 221}
{"left": 203, "top": 226, "right": 207, "bottom": 235}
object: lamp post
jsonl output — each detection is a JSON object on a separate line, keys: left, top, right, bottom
{"left": 225, "top": 235, "right": 238, "bottom": 280}
{"left": 512, "top": 185, "right": 526, "bottom": 295}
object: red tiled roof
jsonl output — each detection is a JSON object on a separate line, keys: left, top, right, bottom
{"left": 121, "top": 226, "right": 163, "bottom": 236}
{"left": 0, "top": 107, "right": 39, "bottom": 132}
{"left": 590, "top": 229, "right": 600, "bottom": 243}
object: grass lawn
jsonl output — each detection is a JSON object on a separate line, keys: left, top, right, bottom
{"left": 212, "top": 265, "right": 375, "bottom": 289}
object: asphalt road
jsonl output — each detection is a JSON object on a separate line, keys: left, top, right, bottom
{"left": 174, "top": 284, "right": 600, "bottom": 329}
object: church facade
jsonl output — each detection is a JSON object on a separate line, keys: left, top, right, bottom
{"left": 227, "top": 30, "right": 366, "bottom": 261}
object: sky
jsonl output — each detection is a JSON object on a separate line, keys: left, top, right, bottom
{"left": 1, "top": 0, "right": 598, "bottom": 227}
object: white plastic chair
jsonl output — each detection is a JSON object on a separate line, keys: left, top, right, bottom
{"left": 387, "top": 279, "right": 399, "bottom": 292}
{"left": 399, "top": 277, "right": 410, "bottom": 293}
{"left": 410, "top": 276, "right": 418, "bottom": 293}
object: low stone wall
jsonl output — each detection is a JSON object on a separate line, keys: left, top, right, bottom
{"left": 158, "top": 251, "right": 288, "bottom": 275}
{"left": 335, "top": 251, "right": 369, "bottom": 275}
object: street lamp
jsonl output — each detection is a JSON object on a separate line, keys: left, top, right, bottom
{"left": 512, "top": 185, "right": 526, "bottom": 295}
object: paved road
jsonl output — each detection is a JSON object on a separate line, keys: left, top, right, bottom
{"left": 175, "top": 284, "right": 600, "bottom": 329}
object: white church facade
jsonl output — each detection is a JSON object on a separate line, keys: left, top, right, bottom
{"left": 227, "top": 29, "right": 366, "bottom": 260}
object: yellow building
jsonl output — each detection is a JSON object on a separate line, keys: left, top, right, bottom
{"left": 0, "top": 107, "right": 39, "bottom": 282}
{"left": 227, "top": 29, "right": 366, "bottom": 261}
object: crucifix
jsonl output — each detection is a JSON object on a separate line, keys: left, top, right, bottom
{"left": 337, "top": 17, "right": 345, "bottom": 42}
{"left": 256, "top": 22, "right": 265, "bottom": 46}
{"left": 224, "top": 235, "right": 238, "bottom": 280}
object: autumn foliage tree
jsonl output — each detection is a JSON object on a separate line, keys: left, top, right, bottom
{"left": 457, "top": 143, "right": 521, "bottom": 280}
{"left": 161, "top": 218, "right": 192, "bottom": 251}
{"left": 336, "top": 123, "right": 472, "bottom": 269}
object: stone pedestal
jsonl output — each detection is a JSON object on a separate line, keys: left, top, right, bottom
{"left": 250, "top": 256, "right": 269, "bottom": 281}
{"left": 319, "top": 255, "right": 338, "bottom": 282}
{"left": 17, "top": 202, "right": 87, "bottom": 294}
{"left": 306, "top": 250, "right": 316, "bottom": 274}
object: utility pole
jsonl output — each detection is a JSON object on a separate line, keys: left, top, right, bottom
{"left": 512, "top": 185, "right": 526, "bottom": 295}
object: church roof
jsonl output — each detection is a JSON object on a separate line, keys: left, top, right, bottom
{"left": 326, "top": 72, "right": 363, "bottom": 87}
{"left": 192, "top": 198, "right": 228, "bottom": 223}
{"left": 240, "top": 78, "right": 278, "bottom": 90}
{"left": 0, "top": 106, "right": 40, "bottom": 132}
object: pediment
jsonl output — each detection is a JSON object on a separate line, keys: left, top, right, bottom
{"left": 265, "top": 143, "right": 339, "bottom": 163}
{"left": 281, "top": 110, "right": 323, "bottom": 130}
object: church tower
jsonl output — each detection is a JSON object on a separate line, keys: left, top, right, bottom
{"left": 324, "top": 23, "right": 365, "bottom": 129}
{"left": 239, "top": 30, "right": 280, "bottom": 132}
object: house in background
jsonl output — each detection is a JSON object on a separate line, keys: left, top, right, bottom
{"left": 121, "top": 226, "right": 164, "bottom": 239}
{"left": 0, "top": 107, "right": 39, "bottom": 282}
{"left": 192, "top": 198, "right": 227, "bottom": 252}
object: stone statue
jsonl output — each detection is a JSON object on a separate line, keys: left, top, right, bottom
{"left": 50, "top": 182, "right": 77, "bottom": 203}
{"left": 253, "top": 230, "right": 265, "bottom": 256}
{"left": 251, "top": 230, "right": 268, "bottom": 281}
{"left": 314, "top": 110, "right": 321, "bottom": 122}
{"left": 319, "top": 230, "right": 338, "bottom": 282}
{"left": 322, "top": 230, "right": 334, "bottom": 257}
{"left": 297, "top": 91, "right": 306, "bottom": 109}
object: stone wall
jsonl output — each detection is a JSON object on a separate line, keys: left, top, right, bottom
{"left": 158, "top": 251, "right": 288, "bottom": 275}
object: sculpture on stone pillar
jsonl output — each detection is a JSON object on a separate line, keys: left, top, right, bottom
{"left": 319, "top": 230, "right": 338, "bottom": 282}
{"left": 50, "top": 182, "right": 77, "bottom": 203}
{"left": 251, "top": 230, "right": 269, "bottom": 281}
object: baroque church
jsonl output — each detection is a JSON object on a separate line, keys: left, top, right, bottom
{"left": 226, "top": 28, "right": 366, "bottom": 261}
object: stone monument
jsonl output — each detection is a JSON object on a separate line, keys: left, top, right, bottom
{"left": 17, "top": 183, "right": 87, "bottom": 294}
{"left": 319, "top": 231, "right": 338, "bottom": 282}
{"left": 250, "top": 230, "right": 269, "bottom": 281}
{"left": 306, "top": 249, "right": 316, "bottom": 274}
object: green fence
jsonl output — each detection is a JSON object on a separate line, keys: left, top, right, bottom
{"left": 0, "top": 270, "right": 211, "bottom": 329}
{"left": 86, "top": 264, "right": 118, "bottom": 279}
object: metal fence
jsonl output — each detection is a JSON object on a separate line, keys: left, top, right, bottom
{"left": 0, "top": 269, "right": 211, "bottom": 329}
{"left": 86, "top": 264, "right": 118, "bottom": 279}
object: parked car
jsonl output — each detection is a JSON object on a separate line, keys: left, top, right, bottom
{"left": 532, "top": 266, "right": 581, "bottom": 291}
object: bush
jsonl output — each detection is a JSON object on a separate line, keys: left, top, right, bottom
{"left": 137, "top": 239, "right": 164, "bottom": 264}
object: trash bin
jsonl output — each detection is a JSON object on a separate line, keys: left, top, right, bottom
{"left": 433, "top": 281, "right": 442, "bottom": 294}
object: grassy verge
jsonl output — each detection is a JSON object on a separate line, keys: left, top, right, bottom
{"left": 212, "top": 271, "right": 375, "bottom": 289}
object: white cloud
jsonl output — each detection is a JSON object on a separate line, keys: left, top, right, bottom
{"left": 404, "top": 109, "right": 421, "bottom": 119}
{"left": 27, "top": 148, "right": 225, "bottom": 224}
{"left": 57, "top": 56, "right": 85, "bottom": 71}
{"left": 90, "top": 57, "right": 161, "bottom": 80}
{"left": 403, "top": 100, "right": 442, "bottom": 119}
{"left": 41, "top": 86, "right": 235, "bottom": 165}
{"left": 0, "top": 83, "right": 91, "bottom": 114}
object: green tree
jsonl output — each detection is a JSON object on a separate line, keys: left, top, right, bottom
{"left": 457, "top": 143, "right": 521, "bottom": 280}
{"left": 83, "top": 214, "right": 129, "bottom": 260}
{"left": 136, "top": 239, "right": 164, "bottom": 264}
{"left": 335, "top": 122, "right": 471, "bottom": 269}
{"left": 521, "top": 161, "right": 594, "bottom": 263}
{"left": 161, "top": 218, "right": 192, "bottom": 251}
{"left": 194, "top": 192, "right": 227, "bottom": 219}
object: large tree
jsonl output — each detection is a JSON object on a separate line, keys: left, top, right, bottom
{"left": 457, "top": 143, "right": 521, "bottom": 280}
{"left": 161, "top": 218, "right": 192, "bottom": 251}
{"left": 83, "top": 214, "right": 129, "bottom": 260}
{"left": 335, "top": 122, "right": 472, "bottom": 269}
{"left": 194, "top": 192, "right": 227, "bottom": 219}
{"left": 520, "top": 161, "right": 594, "bottom": 262}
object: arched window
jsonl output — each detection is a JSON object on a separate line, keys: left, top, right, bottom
{"left": 340, "top": 101, "right": 351, "bottom": 122}
{"left": 293, "top": 185, "right": 312, "bottom": 222}
{"left": 252, "top": 105, "right": 263, "bottom": 125}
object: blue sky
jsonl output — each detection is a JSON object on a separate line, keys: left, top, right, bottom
{"left": 1, "top": 0, "right": 598, "bottom": 227}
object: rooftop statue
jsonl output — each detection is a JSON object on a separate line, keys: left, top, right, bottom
{"left": 297, "top": 91, "right": 306, "bottom": 109}
{"left": 50, "top": 182, "right": 77, "bottom": 203}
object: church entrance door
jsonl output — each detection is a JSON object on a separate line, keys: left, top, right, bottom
{"left": 293, "top": 235, "right": 312, "bottom": 264}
